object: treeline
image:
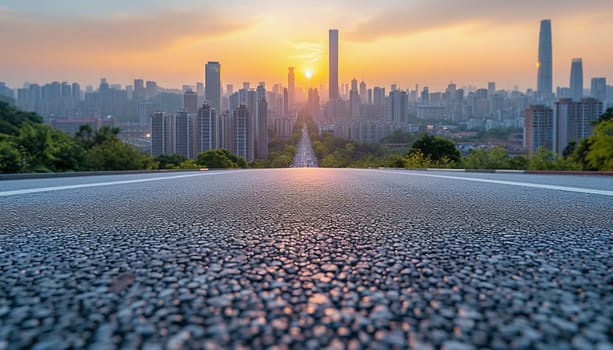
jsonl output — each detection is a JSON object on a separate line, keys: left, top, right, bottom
{"left": 2, "top": 101, "right": 611, "bottom": 173}
{"left": 296, "top": 109, "right": 613, "bottom": 171}
{"left": 0, "top": 102, "right": 250, "bottom": 173}
{"left": 0, "top": 102, "right": 154, "bottom": 172}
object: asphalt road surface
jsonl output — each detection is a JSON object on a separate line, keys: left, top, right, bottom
{"left": 292, "top": 125, "right": 318, "bottom": 168}
{"left": 1, "top": 169, "right": 612, "bottom": 349}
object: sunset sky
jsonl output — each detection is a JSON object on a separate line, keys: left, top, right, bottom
{"left": 1, "top": 0, "right": 612, "bottom": 93}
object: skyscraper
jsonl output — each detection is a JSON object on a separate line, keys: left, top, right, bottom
{"left": 205, "top": 61, "right": 221, "bottom": 113}
{"left": 537, "top": 19, "right": 553, "bottom": 103}
{"left": 329, "top": 29, "right": 339, "bottom": 100}
{"left": 288, "top": 67, "right": 295, "bottom": 108}
{"left": 570, "top": 58, "right": 583, "bottom": 101}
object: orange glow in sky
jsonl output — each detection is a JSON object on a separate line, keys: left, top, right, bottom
{"left": 1, "top": 1, "right": 612, "bottom": 92}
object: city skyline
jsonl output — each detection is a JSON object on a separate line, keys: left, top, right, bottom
{"left": 1, "top": 1, "right": 613, "bottom": 91}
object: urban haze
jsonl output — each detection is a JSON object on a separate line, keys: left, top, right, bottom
{"left": 1, "top": 1, "right": 612, "bottom": 349}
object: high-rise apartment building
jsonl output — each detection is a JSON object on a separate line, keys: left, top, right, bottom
{"left": 195, "top": 103, "right": 217, "bottom": 156}
{"left": 570, "top": 58, "right": 583, "bottom": 101}
{"left": 255, "top": 83, "right": 268, "bottom": 160}
{"left": 288, "top": 67, "right": 295, "bottom": 109}
{"left": 554, "top": 98, "right": 604, "bottom": 154}
{"left": 183, "top": 89, "right": 198, "bottom": 114}
{"left": 205, "top": 61, "right": 221, "bottom": 113}
{"left": 591, "top": 77, "right": 607, "bottom": 103}
{"left": 373, "top": 87, "right": 386, "bottom": 106}
{"left": 151, "top": 112, "right": 174, "bottom": 156}
{"left": 233, "top": 105, "right": 251, "bottom": 162}
{"left": 329, "top": 29, "right": 339, "bottom": 100}
{"left": 524, "top": 105, "right": 553, "bottom": 152}
{"left": 488, "top": 82, "right": 496, "bottom": 96}
{"left": 389, "top": 90, "right": 409, "bottom": 124}
{"left": 537, "top": 19, "right": 553, "bottom": 103}
{"left": 175, "top": 110, "right": 191, "bottom": 158}
{"left": 359, "top": 81, "right": 367, "bottom": 102}
{"left": 256, "top": 98, "right": 268, "bottom": 160}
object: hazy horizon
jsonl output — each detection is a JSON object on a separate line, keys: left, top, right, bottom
{"left": 1, "top": 0, "right": 613, "bottom": 92}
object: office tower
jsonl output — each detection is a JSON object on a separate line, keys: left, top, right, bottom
{"left": 591, "top": 77, "right": 606, "bottom": 103}
{"left": 226, "top": 84, "right": 234, "bottom": 96}
{"left": 175, "top": 110, "right": 191, "bottom": 159}
{"left": 205, "top": 61, "right": 221, "bottom": 113}
{"left": 329, "top": 29, "right": 339, "bottom": 100}
{"left": 359, "top": 81, "right": 367, "bottom": 102}
{"left": 553, "top": 98, "right": 603, "bottom": 154}
{"left": 570, "top": 58, "right": 583, "bottom": 101}
{"left": 288, "top": 67, "right": 295, "bottom": 108}
{"left": 389, "top": 90, "right": 409, "bottom": 123}
{"left": 367, "top": 89, "right": 373, "bottom": 105}
{"left": 524, "top": 105, "right": 553, "bottom": 152}
{"left": 183, "top": 89, "right": 198, "bottom": 114}
{"left": 233, "top": 105, "right": 251, "bottom": 162}
{"left": 537, "top": 19, "right": 553, "bottom": 103}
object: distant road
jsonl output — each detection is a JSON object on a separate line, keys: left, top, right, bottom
{"left": 292, "top": 125, "right": 318, "bottom": 167}
{"left": 1, "top": 169, "right": 612, "bottom": 349}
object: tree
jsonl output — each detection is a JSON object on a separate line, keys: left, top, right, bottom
{"left": 597, "top": 108, "right": 613, "bottom": 124}
{"left": 527, "top": 147, "right": 579, "bottom": 171}
{"left": 155, "top": 154, "right": 187, "bottom": 169}
{"left": 85, "top": 139, "right": 150, "bottom": 170}
{"left": 75, "top": 124, "right": 95, "bottom": 149}
{"left": 93, "top": 126, "right": 121, "bottom": 146}
{"left": 0, "top": 141, "right": 23, "bottom": 172}
{"left": 196, "top": 149, "right": 246, "bottom": 169}
{"left": 0, "top": 101, "right": 43, "bottom": 135}
{"left": 408, "top": 134, "right": 461, "bottom": 164}
{"left": 585, "top": 119, "right": 613, "bottom": 170}
{"left": 464, "top": 146, "right": 512, "bottom": 169}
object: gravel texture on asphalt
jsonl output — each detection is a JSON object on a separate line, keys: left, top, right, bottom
{"left": 1, "top": 169, "right": 612, "bottom": 349}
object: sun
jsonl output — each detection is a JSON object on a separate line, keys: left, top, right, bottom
{"left": 305, "top": 69, "right": 313, "bottom": 79}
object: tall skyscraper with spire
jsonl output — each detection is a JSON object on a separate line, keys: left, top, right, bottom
{"left": 329, "top": 29, "right": 339, "bottom": 100}
{"left": 570, "top": 58, "right": 583, "bottom": 101}
{"left": 537, "top": 19, "right": 553, "bottom": 103}
{"left": 205, "top": 61, "right": 221, "bottom": 113}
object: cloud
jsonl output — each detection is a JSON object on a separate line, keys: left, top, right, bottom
{"left": 0, "top": 9, "right": 254, "bottom": 54}
{"left": 345, "top": 0, "right": 613, "bottom": 42}
{"left": 289, "top": 42, "right": 324, "bottom": 64}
